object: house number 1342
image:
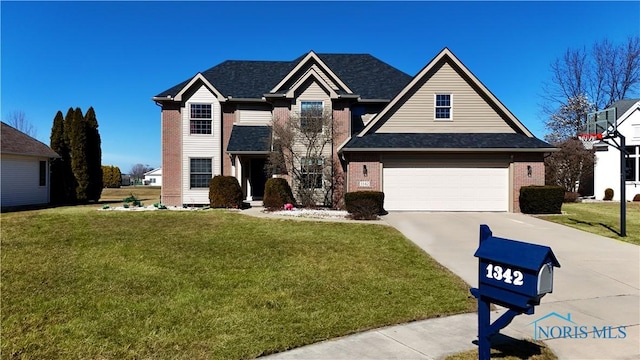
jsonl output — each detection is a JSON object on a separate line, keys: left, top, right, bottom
{"left": 486, "top": 264, "right": 524, "bottom": 286}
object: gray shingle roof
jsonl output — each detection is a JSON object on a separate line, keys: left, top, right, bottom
{"left": 226, "top": 125, "right": 271, "bottom": 153}
{"left": 156, "top": 52, "right": 412, "bottom": 100}
{"left": 341, "top": 133, "right": 554, "bottom": 151}
{"left": 610, "top": 98, "right": 640, "bottom": 119}
{"left": 1, "top": 122, "right": 59, "bottom": 158}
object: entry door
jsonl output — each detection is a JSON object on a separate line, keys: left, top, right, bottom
{"left": 250, "top": 159, "right": 267, "bottom": 198}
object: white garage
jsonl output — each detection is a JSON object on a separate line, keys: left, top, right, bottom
{"left": 383, "top": 160, "right": 509, "bottom": 211}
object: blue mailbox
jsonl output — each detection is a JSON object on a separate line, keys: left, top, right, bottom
{"left": 471, "top": 225, "right": 560, "bottom": 360}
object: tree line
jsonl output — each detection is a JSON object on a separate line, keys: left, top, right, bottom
{"left": 50, "top": 107, "right": 103, "bottom": 204}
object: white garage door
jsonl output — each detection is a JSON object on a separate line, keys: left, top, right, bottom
{"left": 383, "top": 162, "right": 509, "bottom": 211}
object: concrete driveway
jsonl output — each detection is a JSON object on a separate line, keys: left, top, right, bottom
{"left": 384, "top": 212, "right": 639, "bottom": 359}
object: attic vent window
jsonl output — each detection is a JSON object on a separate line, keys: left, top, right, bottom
{"left": 435, "top": 94, "right": 452, "bottom": 120}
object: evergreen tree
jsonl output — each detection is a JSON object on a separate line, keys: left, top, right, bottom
{"left": 62, "top": 108, "right": 78, "bottom": 203}
{"left": 85, "top": 107, "right": 103, "bottom": 201}
{"left": 69, "top": 107, "right": 89, "bottom": 202}
{"left": 49, "top": 111, "right": 67, "bottom": 204}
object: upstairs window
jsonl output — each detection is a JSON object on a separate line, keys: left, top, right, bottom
{"left": 300, "top": 101, "right": 323, "bottom": 133}
{"left": 435, "top": 94, "right": 452, "bottom": 120}
{"left": 190, "top": 104, "right": 212, "bottom": 134}
{"left": 300, "top": 157, "right": 323, "bottom": 189}
{"left": 190, "top": 158, "right": 212, "bottom": 188}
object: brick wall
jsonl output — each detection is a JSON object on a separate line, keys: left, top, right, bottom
{"left": 222, "top": 104, "right": 235, "bottom": 176}
{"left": 345, "top": 153, "right": 382, "bottom": 193}
{"left": 512, "top": 153, "right": 545, "bottom": 212}
{"left": 161, "top": 103, "right": 182, "bottom": 206}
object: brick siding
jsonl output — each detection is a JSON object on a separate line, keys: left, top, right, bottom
{"left": 161, "top": 104, "right": 182, "bottom": 206}
{"left": 512, "top": 153, "right": 546, "bottom": 212}
{"left": 345, "top": 153, "right": 382, "bottom": 193}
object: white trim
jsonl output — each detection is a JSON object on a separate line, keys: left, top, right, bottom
{"left": 285, "top": 68, "right": 339, "bottom": 99}
{"left": 175, "top": 73, "right": 225, "bottom": 102}
{"left": 434, "top": 93, "right": 453, "bottom": 121}
{"left": 270, "top": 51, "right": 353, "bottom": 95}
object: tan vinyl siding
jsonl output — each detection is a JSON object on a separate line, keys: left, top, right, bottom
{"left": 237, "top": 105, "right": 272, "bottom": 125}
{"left": 182, "top": 85, "right": 221, "bottom": 204}
{"left": 376, "top": 62, "right": 516, "bottom": 134}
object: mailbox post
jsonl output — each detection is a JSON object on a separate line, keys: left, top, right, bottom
{"left": 470, "top": 225, "right": 560, "bottom": 360}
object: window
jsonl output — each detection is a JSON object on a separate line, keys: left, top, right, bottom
{"left": 435, "top": 94, "right": 452, "bottom": 120}
{"left": 190, "top": 104, "right": 212, "bottom": 134}
{"left": 39, "top": 161, "right": 46, "bottom": 186}
{"left": 300, "top": 101, "right": 323, "bottom": 132}
{"left": 626, "top": 146, "right": 639, "bottom": 182}
{"left": 300, "top": 157, "right": 323, "bottom": 189}
{"left": 190, "top": 158, "right": 212, "bottom": 188}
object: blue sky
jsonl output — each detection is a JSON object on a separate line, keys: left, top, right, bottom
{"left": 2, "top": 1, "right": 639, "bottom": 173}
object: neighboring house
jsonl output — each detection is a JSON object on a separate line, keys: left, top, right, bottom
{"left": 143, "top": 167, "right": 162, "bottom": 186}
{"left": 153, "top": 48, "right": 554, "bottom": 212}
{"left": 594, "top": 99, "right": 640, "bottom": 201}
{"left": 1, "top": 122, "right": 59, "bottom": 208}
{"left": 121, "top": 174, "right": 132, "bottom": 186}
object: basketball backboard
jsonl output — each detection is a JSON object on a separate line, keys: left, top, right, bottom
{"left": 584, "top": 107, "right": 617, "bottom": 135}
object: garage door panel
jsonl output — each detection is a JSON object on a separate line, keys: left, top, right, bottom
{"left": 383, "top": 166, "right": 508, "bottom": 211}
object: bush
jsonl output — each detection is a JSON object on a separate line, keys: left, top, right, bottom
{"left": 263, "top": 178, "right": 294, "bottom": 211}
{"left": 345, "top": 191, "right": 385, "bottom": 220}
{"left": 123, "top": 193, "right": 142, "bottom": 207}
{"left": 563, "top": 192, "right": 580, "bottom": 203}
{"left": 519, "top": 186, "right": 564, "bottom": 214}
{"left": 209, "top": 176, "right": 243, "bottom": 208}
{"left": 604, "top": 188, "right": 614, "bottom": 201}
{"left": 633, "top": 194, "right": 640, "bottom": 202}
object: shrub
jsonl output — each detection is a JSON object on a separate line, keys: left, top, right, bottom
{"left": 604, "top": 188, "right": 614, "bottom": 201}
{"left": 263, "top": 178, "right": 294, "bottom": 211}
{"left": 519, "top": 186, "right": 564, "bottom": 214}
{"left": 123, "top": 193, "right": 142, "bottom": 207}
{"left": 633, "top": 194, "right": 640, "bottom": 202}
{"left": 563, "top": 192, "right": 580, "bottom": 203}
{"left": 209, "top": 176, "right": 243, "bottom": 208}
{"left": 344, "top": 191, "right": 385, "bottom": 220}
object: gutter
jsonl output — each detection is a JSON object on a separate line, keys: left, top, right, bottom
{"left": 339, "top": 147, "right": 559, "bottom": 153}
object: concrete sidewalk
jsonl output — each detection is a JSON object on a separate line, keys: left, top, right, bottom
{"left": 252, "top": 210, "right": 639, "bottom": 359}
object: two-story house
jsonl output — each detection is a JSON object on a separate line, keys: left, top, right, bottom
{"left": 153, "top": 48, "right": 554, "bottom": 212}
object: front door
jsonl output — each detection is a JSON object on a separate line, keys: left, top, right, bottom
{"left": 250, "top": 158, "right": 267, "bottom": 199}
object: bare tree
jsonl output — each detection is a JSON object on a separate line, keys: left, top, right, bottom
{"left": 545, "top": 138, "right": 595, "bottom": 195}
{"left": 6, "top": 111, "right": 37, "bottom": 138}
{"left": 130, "top": 163, "right": 153, "bottom": 182}
{"left": 542, "top": 36, "right": 640, "bottom": 141}
{"left": 267, "top": 107, "right": 341, "bottom": 207}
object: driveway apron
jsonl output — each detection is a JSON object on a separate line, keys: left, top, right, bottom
{"left": 383, "top": 212, "right": 640, "bottom": 360}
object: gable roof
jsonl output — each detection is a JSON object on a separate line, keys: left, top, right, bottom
{"left": 155, "top": 52, "right": 412, "bottom": 101}
{"left": 357, "top": 48, "right": 534, "bottom": 137}
{"left": 611, "top": 98, "right": 640, "bottom": 121}
{"left": 1, "top": 122, "right": 59, "bottom": 158}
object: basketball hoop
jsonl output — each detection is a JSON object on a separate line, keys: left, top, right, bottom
{"left": 578, "top": 133, "right": 603, "bottom": 150}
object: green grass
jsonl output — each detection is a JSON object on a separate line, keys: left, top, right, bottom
{"left": 540, "top": 202, "right": 640, "bottom": 245}
{"left": 1, "top": 207, "right": 475, "bottom": 359}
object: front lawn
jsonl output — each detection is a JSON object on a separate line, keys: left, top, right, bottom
{"left": 1, "top": 208, "right": 475, "bottom": 359}
{"left": 540, "top": 202, "right": 640, "bottom": 245}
